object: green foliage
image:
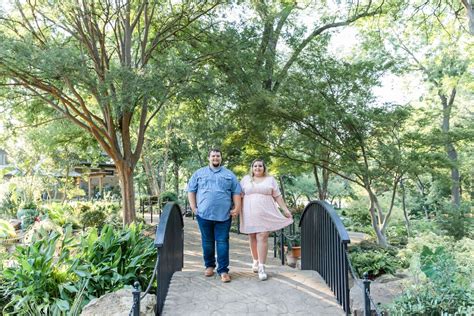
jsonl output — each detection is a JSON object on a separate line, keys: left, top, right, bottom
{"left": 0, "top": 223, "right": 157, "bottom": 314}
{"left": 348, "top": 241, "right": 407, "bottom": 278}
{"left": 0, "top": 190, "right": 18, "bottom": 218}
{"left": 286, "top": 232, "right": 301, "bottom": 249}
{"left": 1, "top": 227, "right": 85, "bottom": 315}
{"left": 340, "top": 203, "right": 374, "bottom": 236}
{"left": 160, "top": 191, "right": 178, "bottom": 206}
{"left": 0, "top": 220, "right": 15, "bottom": 239}
{"left": 80, "top": 209, "right": 107, "bottom": 229}
{"left": 44, "top": 203, "right": 81, "bottom": 229}
{"left": 77, "top": 224, "right": 157, "bottom": 298}
{"left": 389, "top": 245, "right": 473, "bottom": 314}
{"left": 72, "top": 201, "right": 121, "bottom": 229}
{"left": 436, "top": 202, "right": 473, "bottom": 240}
{"left": 384, "top": 222, "right": 408, "bottom": 247}
{"left": 16, "top": 207, "right": 39, "bottom": 230}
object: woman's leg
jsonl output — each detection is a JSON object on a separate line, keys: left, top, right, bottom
{"left": 256, "top": 232, "right": 270, "bottom": 264}
{"left": 248, "top": 233, "right": 258, "bottom": 260}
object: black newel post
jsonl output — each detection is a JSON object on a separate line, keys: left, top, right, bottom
{"left": 280, "top": 229, "right": 285, "bottom": 265}
{"left": 132, "top": 281, "right": 141, "bottom": 316}
{"left": 273, "top": 233, "right": 277, "bottom": 258}
{"left": 363, "top": 272, "right": 371, "bottom": 316}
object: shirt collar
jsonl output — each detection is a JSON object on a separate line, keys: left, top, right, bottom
{"left": 208, "top": 166, "right": 222, "bottom": 173}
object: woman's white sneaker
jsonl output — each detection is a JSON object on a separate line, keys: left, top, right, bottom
{"left": 258, "top": 265, "right": 267, "bottom": 281}
{"left": 252, "top": 260, "right": 259, "bottom": 273}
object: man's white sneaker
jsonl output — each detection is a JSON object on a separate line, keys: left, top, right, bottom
{"left": 252, "top": 261, "right": 259, "bottom": 273}
{"left": 258, "top": 266, "right": 267, "bottom": 281}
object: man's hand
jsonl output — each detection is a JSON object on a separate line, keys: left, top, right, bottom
{"left": 230, "top": 208, "right": 240, "bottom": 217}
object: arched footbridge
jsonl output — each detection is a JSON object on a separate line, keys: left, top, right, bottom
{"left": 130, "top": 201, "right": 379, "bottom": 316}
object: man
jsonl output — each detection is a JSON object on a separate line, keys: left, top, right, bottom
{"left": 187, "top": 149, "right": 241, "bottom": 283}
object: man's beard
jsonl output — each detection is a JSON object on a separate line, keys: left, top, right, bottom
{"left": 212, "top": 162, "right": 221, "bottom": 167}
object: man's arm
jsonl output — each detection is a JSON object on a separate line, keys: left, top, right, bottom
{"left": 188, "top": 192, "right": 197, "bottom": 214}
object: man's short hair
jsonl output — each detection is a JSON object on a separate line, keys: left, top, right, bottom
{"left": 208, "top": 148, "right": 222, "bottom": 157}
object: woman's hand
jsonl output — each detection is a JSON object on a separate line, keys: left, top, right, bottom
{"left": 230, "top": 208, "right": 240, "bottom": 217}
{"left": 284, "top": 209, "right": 293, "bottom": 218}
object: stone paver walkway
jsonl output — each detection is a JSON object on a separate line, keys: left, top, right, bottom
{"left": 162, "top": 216, "right": 344, "bottom": 315}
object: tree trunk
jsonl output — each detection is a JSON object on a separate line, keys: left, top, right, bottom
{"left": 62, "top": 166, "right": 70, "bottom": 203}
{"left": 173, "top": 158, "right": 179, "bottom": 197}
{"left": 461, "top": 0, "right": 474, "bottom": 35}
{"left": 142, "top": 154, "right": 159, "bottom": 196}
{"left": 400, "top": 179, "right": 411, "bottom": 236}
{"left": 159, "top": 123, "right": 172, "bottom": 196}
{"left": 278, "top": 176, "right": 287, "bottom": 200}
{"left": 116, "top": 161, "right": 136, "bottom": 225}
{"left": 313, "top": 165, "right": 328, "bottom": 200}
{"left": 367, "top": 187, "right": 389, "bottom": 247}
{"left": 440, "top": 88, "right": 461, "bottom": 207}
{"left": 415, "top": 175, "right": 430, "bottom": 219}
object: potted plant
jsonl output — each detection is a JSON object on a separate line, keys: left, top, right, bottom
{"left": 287, "top": 232, "right": 301, "bottom": 258}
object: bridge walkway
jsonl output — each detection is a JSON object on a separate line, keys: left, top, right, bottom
{"left": 162, "top": 216, "right": 344, "bottom": 315}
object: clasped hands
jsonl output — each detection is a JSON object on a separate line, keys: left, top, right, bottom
{"left": 230, "top": 208, "right": 240, "bottom": 217}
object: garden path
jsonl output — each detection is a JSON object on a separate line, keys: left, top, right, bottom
{"left": 159, "top": 216, "right": 344, "bottom": 315}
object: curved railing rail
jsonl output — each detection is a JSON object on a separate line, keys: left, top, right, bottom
{"left": 299, "top": 201, "right": 351, "bottom": 314}
{"left": 130, "top": 202, "right": 184, "bottom": 316}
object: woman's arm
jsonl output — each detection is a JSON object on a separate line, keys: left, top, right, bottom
{"left": 274, "top": 195, "right": 292, "bottom": 218}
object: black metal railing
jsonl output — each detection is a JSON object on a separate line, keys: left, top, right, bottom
{"left": 346, "top": 257, "right": 383, "bottom": 316}
{"left": 130, "top": 202, "right": 184, "bottom": 316}
{"left": 273, "top": 215, "right": 301, "bottom": 265}
{"left": 299, "top": 201, "right": 351, "bottom": 314}
{"left": 139, "top": 195, "right": 161, "bottom": 223}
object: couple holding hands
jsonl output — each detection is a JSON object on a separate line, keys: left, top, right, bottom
{"left": 187, "top": 149, "right": 293, "bottom": 283}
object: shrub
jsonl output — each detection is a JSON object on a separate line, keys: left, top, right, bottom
{"left": 340, "top": 206, "right": 374, "bottom": 235}
{"left": 385, "top": 222, "right": 408, "bottom": 246}
{"left": 389, "top": 245, "right": 473, "bottom": 314}
{"left": 22, "top": 219, "right": 63, "bottom": 244}
{"left": 77, "top": 223, "right": 157, "bottom": 298}
{"left": 80, "top": 209, "right": 107, "bottom": 229}
{"left": 1, "top": 227, "right": 86, "bottom": 315}
{"left": 436, "top": 202, "right": 473, "bottom": 240}
{"left": 397, "top": 232, "right": 474, "bottom": 269}
{"left": 44, "top": 203, "right": 81, "bottom": 229}
{"left": 0, "top": 224, "right": 157, "bottom": 314}
{"left": 0, "top": 190, "right": 18, "bottom": 218}
{"left": 160, "top": 191, "right": 178, "bottom": 206}
{"left": 348, "top": 241, "right": 407, "bottom": 279}
{"left": 16, "top": 206, "right": 39, "bottom": 230}
{"left": 75, "top": 202, "right": 121, "bottom": 229}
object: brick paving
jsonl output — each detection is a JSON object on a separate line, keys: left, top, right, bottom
{"left": 161, "top": 216, "right": 344, "bottom": 315}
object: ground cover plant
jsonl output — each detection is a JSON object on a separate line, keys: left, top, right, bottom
{"left": 0, "top": 223, "right": 157, "bottom": 315}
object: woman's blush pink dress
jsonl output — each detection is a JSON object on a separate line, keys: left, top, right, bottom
{"left": 240, "top": 175, "right": 293, "bottom": 234}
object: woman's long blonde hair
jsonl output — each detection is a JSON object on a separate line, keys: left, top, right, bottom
{"left": 249, "top": 159, "right": 268, "bottom": 178}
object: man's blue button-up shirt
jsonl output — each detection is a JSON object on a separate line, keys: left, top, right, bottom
{"left": 187, "top": 166, "right": 241, "bottom": 221}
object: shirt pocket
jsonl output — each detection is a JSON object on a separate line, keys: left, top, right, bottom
{"left": 217, "top": 176, "right": 233, "bottom": 192}
{"left": 198, "top": 176, "right": 211, "bottom": 190}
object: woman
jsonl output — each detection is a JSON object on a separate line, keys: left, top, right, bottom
{"left": 240, "top": 159, "right": 293, "bottom": 281}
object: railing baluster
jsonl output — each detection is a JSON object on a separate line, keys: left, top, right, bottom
{"left": 299, "top": 201, "right": 351, "bottom": 315}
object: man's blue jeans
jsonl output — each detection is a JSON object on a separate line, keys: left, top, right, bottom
{"left": 196, "top": 215, "right": 232, "bottom": 275}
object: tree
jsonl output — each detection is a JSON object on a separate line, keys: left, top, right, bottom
{"left": 461, "top": 0, "right": 474, "bottom": 34}
{"left": 0, "top": 0, "right": 219, "bottom": 223}
{"left": 360, "top": 1, "right": 474, "bottom": 207}
{"left": 259, "top": 45, "right": 421, "bottom": 246}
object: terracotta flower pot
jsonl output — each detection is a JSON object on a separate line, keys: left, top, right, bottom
{"left": 291, "top": 246, "right": 301, "bottom": 258}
